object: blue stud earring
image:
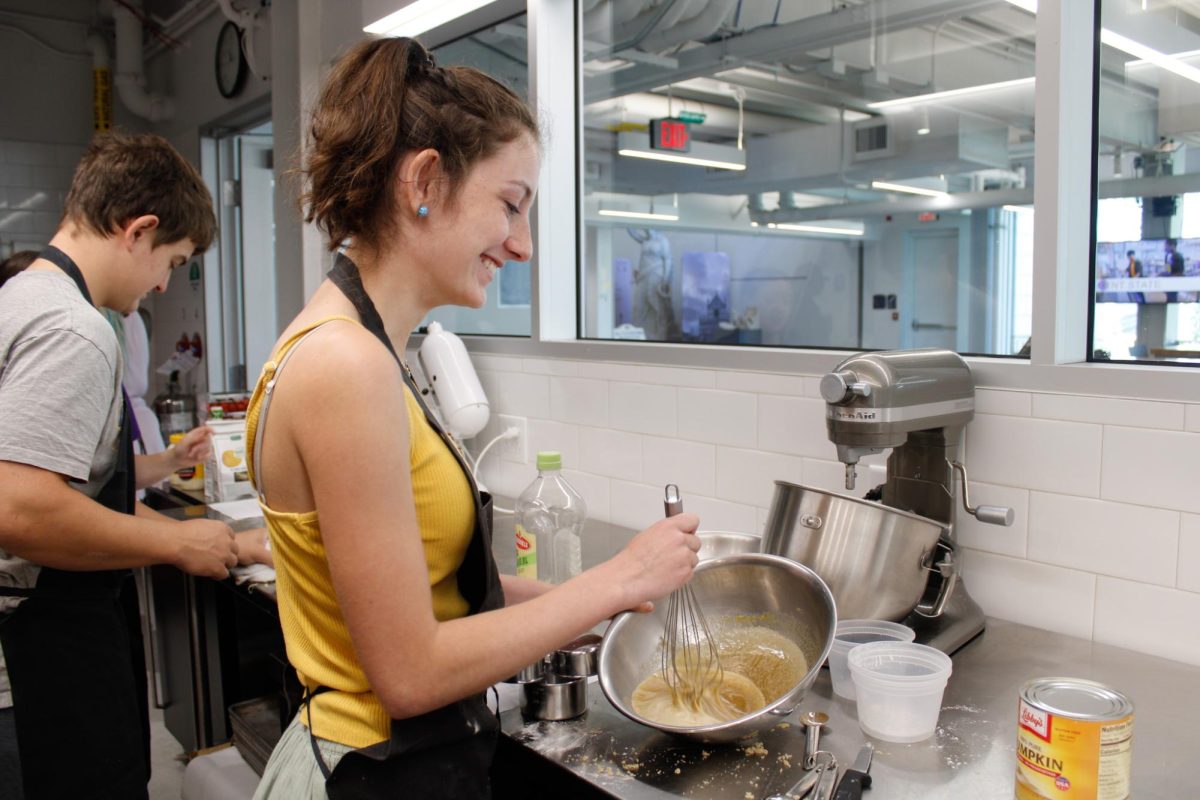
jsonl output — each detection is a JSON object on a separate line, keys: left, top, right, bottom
{"left": 417, "top": 205, "right": 429, "bottom": 218}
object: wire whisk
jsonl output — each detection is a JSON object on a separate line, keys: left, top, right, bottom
{"left": 661, "top": 484, "right": 723, "bottom": 710}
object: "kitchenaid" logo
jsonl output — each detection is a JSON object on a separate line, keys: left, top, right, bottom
{"left": 830, "top": 409, "right": 877, "bottom": 421}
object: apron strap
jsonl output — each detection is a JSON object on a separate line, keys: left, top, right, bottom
{"left": 301, "top": 684, "right": 337, "bottom": 780}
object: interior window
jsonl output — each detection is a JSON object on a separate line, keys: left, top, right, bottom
{"left": 421, "top": 12, "right": 532, "bottom": 337}
{"left": 1089, "top": 0, "right": 1200, "bottom": 364}
{"left": 579, "top": 1, "right": 1035, "bottom": 356}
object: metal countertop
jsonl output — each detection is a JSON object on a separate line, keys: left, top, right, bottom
{"left": 498, "top": 618, "right": 1197, "bottom": 799}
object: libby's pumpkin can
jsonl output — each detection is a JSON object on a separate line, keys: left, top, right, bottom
{"left": 1015, "top": 677, "right": 1133, "bottom": 800}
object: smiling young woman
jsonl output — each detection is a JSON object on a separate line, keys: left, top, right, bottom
{"left": 245, "top": 37, "right": 702, "bottom": 800}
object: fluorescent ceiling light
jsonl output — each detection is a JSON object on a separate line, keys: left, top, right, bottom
{"left": 871, "top": 180, "right": 949, "bottom": 198}
{"left": 1100, "top": 29, "right": 1200, "bottom": 85}
{"left": 1002, "top": 204, "right": 1034, "bottom": 213}
{"left": 365, "top": 0, "right": 494, "bottom": 37}
{"left": 1004, "top": 1, "right": 1200, "bottom": 86}
{"left": 868, "top": 77, "right": 1034, "bottom": 109}
{"left": 616, "top": 132, "right": 746, "bottom": 171}
{"left": 597, "top": 209, "right": 680, "bottom": 221}
{"left": 773, "top": 223, "right": 864, "bottom": 236}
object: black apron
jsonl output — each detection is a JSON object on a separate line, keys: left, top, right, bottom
{"left": 0, "top": 245, "right": 149, "bottom": 799}
{"left": 304, "top": 254, "right": 505, "bottom": 800}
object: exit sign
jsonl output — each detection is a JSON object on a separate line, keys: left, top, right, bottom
{"left": 917, "top": 211, "right": 940, "bottom": 222}
{"left": 650, "top": 118, "right": 691, "bottom": 152}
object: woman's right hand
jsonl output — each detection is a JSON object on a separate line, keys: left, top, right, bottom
{"left": 603, "top": 512, "right": 701, "bottom": 614}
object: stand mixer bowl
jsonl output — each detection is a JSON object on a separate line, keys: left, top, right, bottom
{"left": 762, "top": 481, "right": 947, "bottom": 621}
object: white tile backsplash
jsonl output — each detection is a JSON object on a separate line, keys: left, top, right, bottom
{"left": 714, "top": 447, "right": 804, "bottom": 509}
{"left": 676, "top": 388, "right": 756, "bottom": 447}
{"left": 1178, "top": 514, "right": 1200, "bottom": 593}
{"left": 966, "top": 415, "right": 1102, "bottom": 496}
{"left": 1100, "top": 426, "right": 1200, "bottom": 515}
{"left": 578, "top": 426, "right": 642, "bottom": 481}
{"left": 975, "top": 388, "right": 1031, "bottom": 417}
{"left": 548, "top": 376, "right": 608, "bottom": 427}
{"left": 471, "top": 355, "right": 1200, "bottom": 666}
{"left": 1027, "top": 492, "right": 1178, "bottom": 585}
{"left": 609, "top": 479, "right": 667, "bottom": 532}
{"left": 526, "top": 419, "right": 580, "bottom": 470}
{"left": 641, "top": 435, "right": 716, "bottom": 497}
{"left": 757, "top": 395, "right": 837, "bottom": 459}
{"left": 715, "top": 369, "right": 809, "bottom": 397}
{"left": 1032, "top": 393, "right": 1185, "bottom": 430}
{"left": 478, "top": 369, "right": 549, "bottom": 418}
{"left": 609, "top": 381, "right": 676, "bottom": 435}
{"left": 961, "top": 549, "right": 1096, "bottom": 639}
{"left": 1094, "top": 577, "right": 1200, "bottom": 665}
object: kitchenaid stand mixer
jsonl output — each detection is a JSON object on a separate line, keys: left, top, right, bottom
{"left": 819, "top": 348, "right": 1013, "bottom": 653}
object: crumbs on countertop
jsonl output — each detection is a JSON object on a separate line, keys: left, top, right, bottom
{"left": 743, "top": 741, "right": 768, "bottom": 757}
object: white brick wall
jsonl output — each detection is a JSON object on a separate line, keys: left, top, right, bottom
{"left": 471, "top": 358, "right": 1200, "bottom": 667}
{"left": 0, "top": 139, "right": 85, "bottom": 253}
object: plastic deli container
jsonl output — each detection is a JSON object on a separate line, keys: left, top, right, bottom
{"left": 848, "top": 641, "right": 952, "bottom": 743}
{"left": 828, "top": 619, "right": 916, "bottom": 700}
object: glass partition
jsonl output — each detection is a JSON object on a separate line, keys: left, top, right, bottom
{"left": 580, "top": 1, "right": 1035, "bottom": 355}
{"left": 1090, "top": 0, "right": 1200, "bottom": 364}
{"left": 421, "top": 12, "right": 532, "bottom": 337}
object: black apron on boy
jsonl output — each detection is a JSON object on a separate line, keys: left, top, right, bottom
{"left": 0, "top": 245, "right": 150, "bottom": 799}
{"left": 298, "top": 254, "right": 505, "bottom": 800}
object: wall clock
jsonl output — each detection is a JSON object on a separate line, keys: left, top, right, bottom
{"left": 215, "top": 20, "right": 247, "bottom": 99}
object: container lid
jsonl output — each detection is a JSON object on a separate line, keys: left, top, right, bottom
{"left": 1021, "top": 678, "right": 1133, "bottom": 720}
{"left": 536, "top": 451, "right": 562, "bottom": 470}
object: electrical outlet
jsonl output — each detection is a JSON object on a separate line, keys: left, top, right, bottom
{"left": 496, "top": 414, "right": 528, "bottom": 463}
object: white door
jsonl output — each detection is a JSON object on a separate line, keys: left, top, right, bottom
{"left": 238, "top": 135, "right": 276, "bottom": 385}
{"left": 903, "top": 229, "right": 960, "bottom": 349}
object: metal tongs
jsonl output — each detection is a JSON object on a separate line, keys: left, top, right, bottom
{"left": 765, "top": 751, "right": 837, "bottom": 800}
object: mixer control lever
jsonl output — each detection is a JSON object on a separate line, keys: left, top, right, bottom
{"left": 949, "top": 461, "right": 1014, "bottom": 526}
{"left": 820, "top": 371, "right": 872, "bottom": 404}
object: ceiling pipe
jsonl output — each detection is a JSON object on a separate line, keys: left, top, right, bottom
{"left": 633, "top": 0, "right": 739, "bottom": 54}
{"left": 111, "top": 0, "right": 174, "bottom": 121}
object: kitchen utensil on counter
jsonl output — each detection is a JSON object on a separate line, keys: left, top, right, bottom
{"left": 696, "top": 530, "right": 761, "bottom": 561}
{"left": 833, "top": 743, "right": 875, "bottom": 800}
{"left": 552, "top": 633, "right": 601, "bottom": 678}
{"left": 765, "top": 750, "right": 836, "bottom": 800}
{"left": 848, "top": 641, "right": 952, "bottom": 742}
{"left": 763, "top": 482, "right": 947, "bottom": 621}
{"left": 801, "top": 710, "right": 828, "bottom": 769}
{"left": 661, "top": 484, "right": 724, "bottom": 709}
{"left": 516, "top": 636, "right": 601, "bottom": 721}
{"left": 598, "top": 553, "right": 837, "bottom": 743}
{"left": 828, "top": 619, "right": 916, "bottom": 700}
{"left": 519, "top": 671, "right": 588, "bottom": 721}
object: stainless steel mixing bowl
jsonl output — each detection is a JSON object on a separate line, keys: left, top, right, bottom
{"left": 597, "top": 553, "right": 837, "bottom": 743}
{"left": 696, "top": 530, "right": 761, "bottom": 561}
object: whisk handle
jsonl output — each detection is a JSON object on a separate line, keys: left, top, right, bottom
{"left": 664, "top": 484, "right": 683, "bottom": 517}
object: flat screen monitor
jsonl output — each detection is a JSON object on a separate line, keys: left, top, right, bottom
{"left": 1095, "top": 238, "right": 1200, "bottom": 303}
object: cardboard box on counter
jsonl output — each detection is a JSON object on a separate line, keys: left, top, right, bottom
{"left": 205, "top": 419, "right": 255, "bottom": 502}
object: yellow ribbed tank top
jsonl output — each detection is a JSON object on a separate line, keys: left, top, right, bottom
{"left": 245, "top": 317, "right": 475, "bottom": 748}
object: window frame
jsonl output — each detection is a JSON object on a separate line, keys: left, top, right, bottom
{"left": 421, "top": 0, "right": 1200, "bottom": 404}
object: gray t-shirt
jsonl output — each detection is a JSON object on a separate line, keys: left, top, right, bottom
{"left": 0, "top": 269, "right": 125, "bottom": 706}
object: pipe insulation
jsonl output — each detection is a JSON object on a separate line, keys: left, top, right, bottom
{"left": 87, "top": 32, "right": 112, "bottom": 131}
{"left": 112, "top": 1, "right": 175, "bottom": 121}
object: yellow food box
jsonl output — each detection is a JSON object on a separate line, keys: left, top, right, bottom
{"left": 204, "top": 419, "right": 255, "bottom": 502}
